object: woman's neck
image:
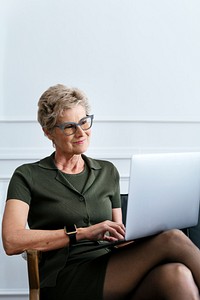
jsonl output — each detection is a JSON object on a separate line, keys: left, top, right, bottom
{"left": 54, "top": 153, "right": 84, "bottom": 174}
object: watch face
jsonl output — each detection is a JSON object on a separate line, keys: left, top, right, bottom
{"left": 66, "top": 224, "right": 77, "bottom": 234}
{"left": 64, "top": 225, "right": 77, "bottom": 245}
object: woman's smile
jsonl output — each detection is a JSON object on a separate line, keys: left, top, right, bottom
{"left": 73, "top": 139, "right": 86, "bottom": 145}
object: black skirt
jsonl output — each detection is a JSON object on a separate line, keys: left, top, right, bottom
{"left": 40, "top": 243, "right": 113, "bottom": 300}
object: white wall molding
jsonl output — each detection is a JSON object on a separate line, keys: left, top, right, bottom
{"left": 95, "top": 117, "right": 200, "bottom": 124}
{"left": 1, "top": 117, "right": 200, "bottom": 124}
{"left": 1, "top": 146, "right": 200, "bottom": 160}
{"left": 0, "top": 289, "right": 28, "bottom": 296}
{"left": 0, "top": 119, "right": 36, "bottom": 123}
{"left": 0, "top": 289, "right": 28, "bottom": 300}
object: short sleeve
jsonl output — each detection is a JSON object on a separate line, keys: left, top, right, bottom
{"left": 6, "top": 165, "right": 32, "bottom": 205}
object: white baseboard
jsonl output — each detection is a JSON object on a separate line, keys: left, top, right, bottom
{"left": 0, "top": 289, "right": 28, "bottom": 300}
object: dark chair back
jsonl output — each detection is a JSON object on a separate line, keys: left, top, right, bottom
{"left": 120, "top": 194, "right": 128, "bottom": 225}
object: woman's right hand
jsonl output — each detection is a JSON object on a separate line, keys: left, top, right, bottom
{"left": 77, "top": 220, "right": 126, "bottom": 242}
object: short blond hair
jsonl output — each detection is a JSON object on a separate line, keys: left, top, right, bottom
{"left": 37, "top": 84, "right": 90, "bottom": 132}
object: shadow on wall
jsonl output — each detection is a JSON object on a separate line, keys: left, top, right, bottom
{"left": 189, "top": 206, "right": 200, "bottom": 249}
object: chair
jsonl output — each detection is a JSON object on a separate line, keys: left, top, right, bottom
{"left": 25, "top": 194, "right": 128, "bottom": 300}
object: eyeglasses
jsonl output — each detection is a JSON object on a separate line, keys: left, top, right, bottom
{"left": 54, "top": 115, "right": 94, "bottom": 136}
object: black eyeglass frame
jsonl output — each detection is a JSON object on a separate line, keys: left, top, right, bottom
{"left": 54, "top": 114, "right": 94, "bottom": 136}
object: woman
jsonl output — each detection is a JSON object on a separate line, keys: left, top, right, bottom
{"left": 2, "top": 84, "right": 200, "bottom": 300}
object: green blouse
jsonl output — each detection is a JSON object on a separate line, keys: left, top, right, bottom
{"left": 7, "top": 152, "right": 121, "bottom": 287}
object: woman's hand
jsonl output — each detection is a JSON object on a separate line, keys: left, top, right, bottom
{"left": 77, "top": 221, "right": 126, "bottom": 242}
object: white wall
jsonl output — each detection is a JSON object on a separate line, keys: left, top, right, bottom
{"left": 1, "top": 0, "right": 200, "bottom": 298}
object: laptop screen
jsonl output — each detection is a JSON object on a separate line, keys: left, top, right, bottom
{"left": 125, "top": 152, "right": 200, "bottom": 240}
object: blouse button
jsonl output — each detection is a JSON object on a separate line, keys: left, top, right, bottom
{"left": 79, "top": 196, "right": 85, "bottom": 202}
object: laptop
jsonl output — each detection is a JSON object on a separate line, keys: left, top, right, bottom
{"left": 125, "top": 152, "right": 200, "bottom": 240}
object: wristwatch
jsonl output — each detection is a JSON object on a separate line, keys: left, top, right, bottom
{"left": 64, "top": 224, "right": 77, "bottom": 245}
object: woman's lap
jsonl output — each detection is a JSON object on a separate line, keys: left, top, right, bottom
{"left": 41, "top": 251, "right": 111, "bottom": 300}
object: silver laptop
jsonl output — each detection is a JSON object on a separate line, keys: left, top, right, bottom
{"left": 125, "top": 152, "right": 200, "bottom": 240}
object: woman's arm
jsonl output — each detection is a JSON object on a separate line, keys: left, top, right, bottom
{"left": 2, "top": 201, "right": 125, "bottom": 256}
{"left": 112, "top": 207, "right": 123, "bottom": 223}
{"left": 2, "top": 199, "right": 70, "bottom": 255}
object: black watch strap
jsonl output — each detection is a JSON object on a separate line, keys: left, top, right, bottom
{"left": 64, "top": 224, "right": 77, "bottom": 245}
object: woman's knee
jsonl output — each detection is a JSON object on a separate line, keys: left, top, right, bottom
{"left": 130, "top": 263, "right": 199, "bottom": 300}
{"left": 168, "top": 263, "right": 193, "bottom": 282}
{"left": 154, "top": 263, "right": 189, "bottom": 284}
{"left": 163, "top": 263, "right": 199, "bottom": 297}
{"left": 160, "top": 228, "right": 186, "bottom": 241}
{"left": 158, "top": 229, "right": 190, "bottom": 250}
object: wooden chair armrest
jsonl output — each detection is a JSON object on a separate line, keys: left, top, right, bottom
{"left": 26, "top": 249, "right": 41, "bottom": 300}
